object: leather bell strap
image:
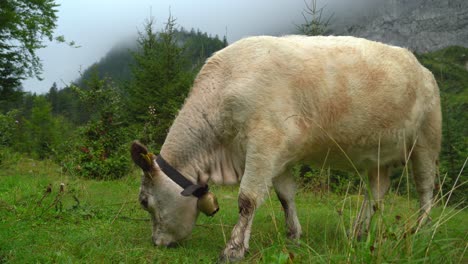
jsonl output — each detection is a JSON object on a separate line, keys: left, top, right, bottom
{"left": 155, "top": 155, "right": 209, "bottom": 198}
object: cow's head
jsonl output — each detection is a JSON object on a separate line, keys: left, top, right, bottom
{"left": 130, "top": 141, "right": 201, "bottom": 246}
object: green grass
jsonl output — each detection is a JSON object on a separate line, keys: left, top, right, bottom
{"left": 0, "top": 158, "right": 466, "bottom": 263}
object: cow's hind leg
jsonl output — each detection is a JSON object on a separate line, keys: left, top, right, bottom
{"left": 353, "top": 166, "right": 391, "bottom": 239}
{"left": 412, "top": 105, "right": 441, "bottom": 229}
{"left": 412, "top": 146, "right": 438, "bottom": 228}
{"left": 273, "top": 171, "right": 301, "bottom": 240}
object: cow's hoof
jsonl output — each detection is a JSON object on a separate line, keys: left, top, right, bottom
{"left": 346, "top": 229, "right": 365, "bottom": 241}
{"left": 218, "top": 246, "right": 245, "bottom": 263}
{"left": 286, "top": 233, "right": 301, "bottom": 245}
{"left": 411, "top": 216, "right": 432, "bottom": 234}
{"left": 287, "top": 231, "right": 301, "bottom": 241}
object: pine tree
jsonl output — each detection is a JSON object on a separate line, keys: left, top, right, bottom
{"left": 222, "top": 35, "right": 228, "bottom": 47}
{"left": 46, "top": 82, "right": 59, "bottom": 114}
{"left": 127, "top": 14, "right": 193, "bottom": 149}
{"left": 297, "top": 0, "right": 334, "bottom": 36}
{"left": 24, "top": 96, "right": 59, "bottom": 158}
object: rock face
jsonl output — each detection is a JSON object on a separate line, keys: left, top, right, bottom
{"left": 332, "top": 0, "right": 468, "bottom": 53}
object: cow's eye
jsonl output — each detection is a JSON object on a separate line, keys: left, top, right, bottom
{"left": 141, "top": 198, "right": 148, "bottom": 208}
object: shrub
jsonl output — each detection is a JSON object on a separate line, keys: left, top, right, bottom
{"left": 0, "top": 110, "right": 18, "bottom": 148}
{"left": 63, "top": 70, "right": 131, "bottom": 179}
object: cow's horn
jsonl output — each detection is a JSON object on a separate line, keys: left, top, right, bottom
{"left": 141, "top": 152, "right": 156, "bottom": 167}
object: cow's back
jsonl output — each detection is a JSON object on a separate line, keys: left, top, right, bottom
{"left": 195, "top": 36, "right": 440, "bottom": 170}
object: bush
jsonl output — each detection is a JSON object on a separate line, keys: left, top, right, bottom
{"left": 63, "top": 70, "right": 131, "bottom": 180}
{"left": 0, "top": 110, "right": 18, "bottom": 148}
{"left": 66, "top": 121, "right": 131, "bottom": 180}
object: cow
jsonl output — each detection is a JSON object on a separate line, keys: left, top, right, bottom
{"left": 131, "top": 35, "right": 441, "bottom": 262}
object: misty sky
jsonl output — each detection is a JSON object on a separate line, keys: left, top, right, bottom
{"left": 22, "top": 0, "right": 372, "bottom": 94}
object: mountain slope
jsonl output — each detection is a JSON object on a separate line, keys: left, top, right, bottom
{"left": 333, "top": 0, "right": 468, "bottom": 52}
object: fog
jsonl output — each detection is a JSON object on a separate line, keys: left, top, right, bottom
{"left": 22, "top": 0, "right": 382, "bottom": 94}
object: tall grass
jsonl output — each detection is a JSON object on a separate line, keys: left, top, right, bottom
{"left": 0, "top": 154, "right": 466, "bottom": 263}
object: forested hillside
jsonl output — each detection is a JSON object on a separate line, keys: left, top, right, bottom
{"left": 0, "top": 16, "right": 226, "bottom": 179}
{"left": 78, "top": 28, "right": 227, "bottom": 86}
{"left": 52, "top": 27, "right": 226, "bottom": 125}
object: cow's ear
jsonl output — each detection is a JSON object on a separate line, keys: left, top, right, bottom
{"left": 131, "top": 141, "right": 158, "bottom": 172}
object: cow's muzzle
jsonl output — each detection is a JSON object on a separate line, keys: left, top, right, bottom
{"left": 153, "top": 236, "right": 179, "bottom": 248}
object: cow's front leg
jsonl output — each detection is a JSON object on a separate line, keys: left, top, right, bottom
{"left": 219, "top": 192, "right": 257, "bottom": 262}
{"left": 219, "top": 156, "right": 278, "bottom": 262}
{"left": 219, "top": 129, "right": 288, "bottom": 262}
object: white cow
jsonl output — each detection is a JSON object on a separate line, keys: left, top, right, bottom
{"left": 131, "top": 35, "right": 441, "bottom": 262}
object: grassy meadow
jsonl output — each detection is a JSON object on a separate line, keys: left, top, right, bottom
{"left": 0, "top": 156, "right": 466, "bottom": 263}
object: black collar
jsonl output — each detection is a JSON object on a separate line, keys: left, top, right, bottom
{"left": 156, "top": 155, "right": 209, "bottom": 198}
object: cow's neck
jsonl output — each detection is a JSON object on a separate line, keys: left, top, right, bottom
{"left": 159, "top": 97, "right": 221, "bottom": 184}
{"left": 160, "top": 64, "right": 243, "bottom": 185}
